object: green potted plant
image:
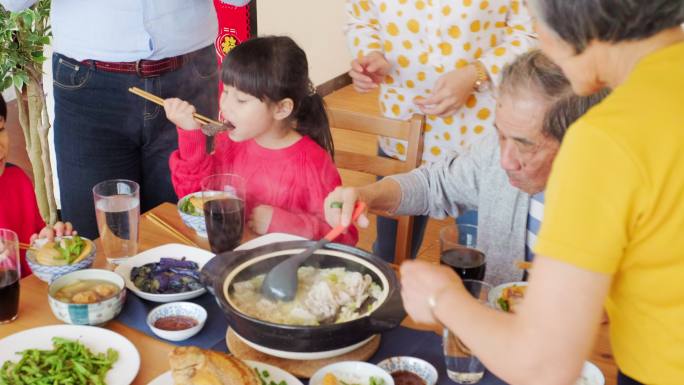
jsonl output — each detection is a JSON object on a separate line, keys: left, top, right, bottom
{"left": 0, "top": 0, "right": 57, "bottom": 224}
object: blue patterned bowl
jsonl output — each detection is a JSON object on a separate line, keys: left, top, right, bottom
{"left": 147, "top": 302, "right": 207, "bottom": 341}
{"left": 26, "top": 237, "right": 97, "bottom": 283}
{"left": 377, "top": 356, "right": 438, "bottom": 385}
{"left": 48, "top": 269, "right": 126, "bottom": 325}
{"left": 177, "top": 192, "right": 207, "bottom": 238}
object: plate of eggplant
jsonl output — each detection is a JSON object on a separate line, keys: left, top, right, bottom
{"left": 114, "top": 244, "right": 214, "bottom": 303}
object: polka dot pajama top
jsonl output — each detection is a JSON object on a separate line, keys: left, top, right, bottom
{"left": 345, "top": 0, "right": 536, "bottom": 163}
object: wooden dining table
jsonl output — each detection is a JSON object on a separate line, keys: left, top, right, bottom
{"left": 0, "top": 203, "right": 618, "bottom": 385}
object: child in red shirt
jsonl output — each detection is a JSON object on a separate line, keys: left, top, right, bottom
{"left": 165, "top": 36, "right": 357, "bottom": 245}
{"left": 0, "top": 94, "right": 74, "bottom": 277}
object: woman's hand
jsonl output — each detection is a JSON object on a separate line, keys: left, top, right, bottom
{"left": 248, "top": 205, "right": 274, "bottom": 235}
{"left": 323, "top": 186, "right": 371, "bottom": 228}
{"left": 349, "top": 52, "right": 392, "bottom": 93}
{"left": 30, "top": 221, "right": 75, "bottom": 244}
{"left": 415, "top": 65, "right": 479, "bottom": 117}
{"left": 163, "top": 98, "right": 201, "bottom": 131}
{"left": 400, "top": 260, "right": 465, "bottom": 325}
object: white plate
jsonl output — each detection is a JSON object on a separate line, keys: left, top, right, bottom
{"left": 578, "top": 361, "right": 605, "bottom": 385}
{"left": 310, "top": 361, "right": 394, "bottom": 385}
{"left": 147, "top": 360, "right": 303, "bottom": 385}
{"left": 114, "top": 243, "right": 214, "bottom": 303}
{"left": 488, "top": 281, "right": 528, "bottom": 311}
{"left": 235, "top": 232, "right": 306, "bottom": 251}
{"left": 233, "top": 328, "right": 377, "bottom": 361}
{"left": 0, "top": 324, "right": 140, "bottom": 385}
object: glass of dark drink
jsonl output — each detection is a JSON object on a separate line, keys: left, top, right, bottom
{"left": 201, "top": 174, "right": 246, "bottom": 254}
{"left": 0, "top": 228, "right": 20, "bottom": 324}
{"left": 439, "top": 224, "right": 486, "bottom": 280}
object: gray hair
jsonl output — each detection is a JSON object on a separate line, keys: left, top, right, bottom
{"left": 499, "top": 50, "right": 573, "bottom": 105}
{"left": 542, "top": 89, "right": 610, "bottom": 142}
{"left": 530, "top": 0, "right": 684, "bottom": 53}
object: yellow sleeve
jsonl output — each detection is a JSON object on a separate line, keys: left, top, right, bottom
{"left": 344, "top": 0, "right": 382, "bottom": 59}
{"left": 534, "top": 122, "right": 644, "bottom": 274}
{"left": 477, "top": 0, "right": 536, "bottom": 86}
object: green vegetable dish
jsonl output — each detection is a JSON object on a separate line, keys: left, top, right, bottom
{"left": 254, "top": 368, "right": 288, "bottom": 385}
{"left": 0, "top": 337, "right": 119, "bottom": 385}
{"left": 180, "top": 196, "right": 204, "bottom": 216}
{"left": 33, "top": 235, "right": 92, "bottom": 266}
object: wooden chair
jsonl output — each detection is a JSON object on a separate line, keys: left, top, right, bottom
{"left": 324, "top": 85, "right": 425, "bottom": 264}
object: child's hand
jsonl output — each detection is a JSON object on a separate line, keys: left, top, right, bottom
{"left": 349, "top": 52, "right": 391, "bottom": 93}
{"left": 163, "top": 98, "right": 201, "bottom": 131}
{"left": 248, "top": 205, "right": 274, "bottom": 235}
{"left": 30, "top": 221, "right": 76, "bottom": 244}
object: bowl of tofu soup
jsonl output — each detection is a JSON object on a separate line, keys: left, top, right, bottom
{"left": 48, "top": 269, "right": 126, "bottom": 325}
{"left": 200, "top": 240, "right": 406, "bottom": 357}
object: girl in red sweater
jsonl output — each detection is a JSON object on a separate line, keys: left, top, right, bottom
{"left": 0, "top": 94, "right": 74, "bottom": 277}
{"left": 165, "top": 36, "right": 357, "bottom": 245}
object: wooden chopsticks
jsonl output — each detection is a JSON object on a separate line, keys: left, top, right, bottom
{"left": 19, "top": 242, "right": 31, "bottom": 251}
{"left": 515, "top": 260, "right": 533, "bottom": 270}
{"left": 128, "top": 87, "right": 224, "bottom": 127}
{"left": 145, "top": 212, "right": 200, "bottom": 248}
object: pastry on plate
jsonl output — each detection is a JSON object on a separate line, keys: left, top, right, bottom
{"left": 169, "top": 346, "right": 259, "bottom": 385}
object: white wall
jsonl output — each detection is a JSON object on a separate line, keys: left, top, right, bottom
{"left": 2, "top": 88, "right": 15, "bottom": 102}
{"left": 256, "top": 0, "right": 352, "bottom": 85}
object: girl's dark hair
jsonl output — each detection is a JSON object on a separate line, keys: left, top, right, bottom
{"left": 0, "top": 93, "right": 6, "bottom": 121}
{"left": 221, "top": 36, "right": 334, "bottom": 157}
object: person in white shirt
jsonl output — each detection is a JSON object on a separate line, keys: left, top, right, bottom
{"left": 344, "top": 0, "right": 536, "bottom": 261}
{"left": 0, "top": 0, "right": 247, "bottom": 238}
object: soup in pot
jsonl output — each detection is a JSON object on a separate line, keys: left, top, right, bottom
{"left": 230, "top": 266, "right": 382, "bottom": 326}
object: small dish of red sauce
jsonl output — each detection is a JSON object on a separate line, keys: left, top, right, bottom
{"left": 153, "top": 315, "right": 198, "bottom": 331}
{"left": 391, "top": 371, "right": 426, "bottom": 385}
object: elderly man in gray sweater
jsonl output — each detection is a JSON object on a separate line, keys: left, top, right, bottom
{"left": 325, "top": 51, "right": 607, "bottom": 285}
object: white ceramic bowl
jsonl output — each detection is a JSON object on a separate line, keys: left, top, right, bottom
{"left": 377, "top": 356, "right": 438, "bottom": 385}
{"left": 177, "top": 192, "right": 207, "bottom": 238}
{"left": 310, "top": 361, "right": 394, "bottom": 385}
{"left": 576, "top": 361, "right": 605, "bottom": 385}
{"left": 26, "top": 237, "right": 97, "bottom": 283}
{"left": 488, "top": 281, "right": 528, "bottom": 311}
{"left": 114, "top": 243, "right": 214, "bottom": 303}
{"left": 146, "top": 302, "right": 207, "bottom": 341}
{"left": 48, "top": 269, "right": 126, "bottom": 325}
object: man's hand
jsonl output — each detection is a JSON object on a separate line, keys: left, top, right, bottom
{"left": 349, "top": 52, "right": 392, "bottom": 93}
{"left": 248, "top": 205, "right": 274, "bottom": 235}
{"left": 163, "top": 98, "right": 201, "bottom": 131}
{"left": 415, "top": 65, "right": 479, "bottom": 117}
{"left": 324, "top": 186, "right": 371, "bottom": 228}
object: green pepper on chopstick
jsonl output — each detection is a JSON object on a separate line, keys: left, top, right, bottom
{"left": 0, "top": 337, "right": 118, "bottom": 385}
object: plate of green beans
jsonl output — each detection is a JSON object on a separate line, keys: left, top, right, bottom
{"left": 0, "top": 325, "right": 139, "bottom": 385}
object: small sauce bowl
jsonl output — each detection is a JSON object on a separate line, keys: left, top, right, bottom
{"left": 146, "top": 302, "right": 207, "bottom": 341}
{"left": 377, "top": 356, "right": 438, "bottom": 385}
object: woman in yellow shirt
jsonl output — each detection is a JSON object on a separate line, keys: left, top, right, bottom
{"left": 397, "top": 1, "right": 684, "bottom": 384}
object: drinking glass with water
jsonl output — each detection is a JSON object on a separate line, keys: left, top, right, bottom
{"left": 93, "top": 179, "right": 140, "bottom": 264}
{"left": 443, "top": 279, "right": 492, "bottom": 384}
{"left": 0, "top": 228, "right": 20, "bottom": 323}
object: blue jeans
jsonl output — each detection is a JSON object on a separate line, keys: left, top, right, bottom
{"left": 52, "top": 45, "right": 218, "bottom": 238}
